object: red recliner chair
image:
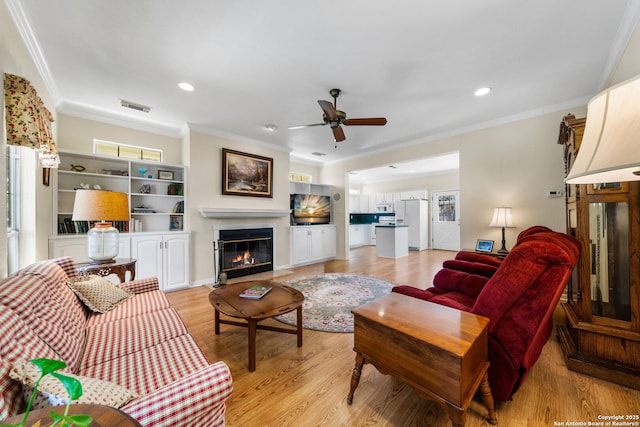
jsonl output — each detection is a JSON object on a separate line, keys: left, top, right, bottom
{"left": 392, "top": 227, "right": 580, "bottom": 401}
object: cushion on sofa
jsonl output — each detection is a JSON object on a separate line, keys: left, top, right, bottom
{"left": 0, "top": 261, "right": 86, "bottom": 372}
{"left": 78, "top": 334, "right": 210, "bottom": 396}
{"left": 10, "top": 358, "right": 138, "bottom": 410}
{"left": 84, "top": 289, "right": 172, "bottom": 327}
{"left": 433, "top": 268, "right": 489, "bottom": 297}
{"left": 442, "top": 259, "right": 498, "bottom": 278}
{"left": 67, "top": 275, "right": 133, "bottom": 313}
{"left": 0, "top": 306, "right": 62, "bottom": 419}
{"left": 81, "top": 308, "right": 189, "bottom": 370}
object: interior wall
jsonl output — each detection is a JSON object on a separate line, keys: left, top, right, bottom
{"left": 323, "top": 107, "right": 587, "bottom": 254}
{"left": 289, "top": 161, "right": 321, "bottom": 181}
{"left": 188, "top": 131, "right": 291, "bottom": 284}
{"left": 361, "top": 172, "right": 459, "bottom": 194}
{"left": 1, "top": 2, "right": 57, "bottom": 274}
{"left": 57, "top": 114, "right": 183, "bottom": 164}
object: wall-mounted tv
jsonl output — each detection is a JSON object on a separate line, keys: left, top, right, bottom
{"left": 291, "top": 193, "right": 331, "bottom": 225}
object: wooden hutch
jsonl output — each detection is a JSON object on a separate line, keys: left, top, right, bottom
{"left": 557, "top": 114, "right": 640, "bottom": 389}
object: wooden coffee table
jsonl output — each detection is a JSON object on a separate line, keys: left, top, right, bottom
{"left": 209, "top": 280, "right": 304, "bottom": 372}
{"left": 4, "top": 403, "right": 141, "bottom": 426}
{"left": 347, "top": 292, "right": 497, "bottom": 427}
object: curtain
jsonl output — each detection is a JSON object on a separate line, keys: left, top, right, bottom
{"left": 4, "top": 72, "right": 59, "bottom": 167}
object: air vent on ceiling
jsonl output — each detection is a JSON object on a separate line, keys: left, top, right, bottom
{"left": 388, "top": 165, "right": 397, "bottom": 168}
{"left": 312, "top": 152, "right": 326, "bottom": 156}
{"left": 120, "top": 99, "right": 151, "bottom": 113}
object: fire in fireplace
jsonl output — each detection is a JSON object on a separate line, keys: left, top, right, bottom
{"left": 218, "top": 228, "right": 273, "bottom": 279}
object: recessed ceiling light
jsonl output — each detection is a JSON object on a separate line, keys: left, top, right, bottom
{"left": 264, "top": 124, "right": 278, "bottom": 131}
{"left": 178, "top": 82, "right": 195, "bottom": 92}
{"left": 474, "top": 87, "right": 491, "bottom": 97}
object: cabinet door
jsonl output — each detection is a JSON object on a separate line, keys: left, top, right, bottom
{"left": 309, "top": 228, "right": 324, "bottom": 259}
{"left": 292, "top": 228, "right": 311, "bottom": 264}
{"left": 131, "top": 235, "right": 163, "bottom": 283}
{"left": 163, "top": 234, "right": 190, "bottom": 292}
{"left": 49, "top": 237, "right": 90, "bottom": 263}
{"left": 322, "top": 226, "right": 337, "bottom": 257}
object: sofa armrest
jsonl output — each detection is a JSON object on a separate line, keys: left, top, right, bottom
{"left": 120, "top": 361, "right": 233, "bottom": 427}
{"left": 118, "top": 277, "right": 160, "bottom": 294}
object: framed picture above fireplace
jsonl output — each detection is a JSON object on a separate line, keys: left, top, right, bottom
{"left": 222, "top": 148, "right": 273, "bottom": 198}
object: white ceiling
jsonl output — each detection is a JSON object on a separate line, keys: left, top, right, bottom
{"left": 8, "top": 0, "right": 639, "bottom": 169}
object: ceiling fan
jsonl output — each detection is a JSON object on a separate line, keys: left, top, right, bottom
{"left": 289, "top": 88, "right": 387, "bottom": 143}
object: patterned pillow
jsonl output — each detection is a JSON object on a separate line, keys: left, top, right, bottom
{"left": 10, "top": 359, "right": 138, "bottom": 409}
{"left": 67, "top": 275, "right": 133, "bottom": 313}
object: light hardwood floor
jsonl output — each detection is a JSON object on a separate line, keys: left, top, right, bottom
{"left": 166, "top": 246, "right": 640, "bottom": 427}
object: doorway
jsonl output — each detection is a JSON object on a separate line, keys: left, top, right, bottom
{"left": 431, "top": 190, "right": 460, "bottom": 251}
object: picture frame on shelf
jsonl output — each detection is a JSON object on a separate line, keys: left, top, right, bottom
{"left": 222, "top": 148, "right": 273, "bottom": 198}
{"left": 170, "top": 215, "right": 183, "bottom": 230}
{"left": 158, "top": 170, "right": 175, "bottom": 180}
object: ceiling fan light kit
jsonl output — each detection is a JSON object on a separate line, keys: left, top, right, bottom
{"left": 290, "top": 88, "right": 387, "bottom": 145}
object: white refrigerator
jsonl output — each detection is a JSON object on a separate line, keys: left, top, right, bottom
{"left": 396, "top": 199, "right": 429, "bottom": 251}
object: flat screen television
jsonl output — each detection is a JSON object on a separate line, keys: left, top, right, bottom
{"left": 291, "top": 193, "right": 331, "bottom": 225}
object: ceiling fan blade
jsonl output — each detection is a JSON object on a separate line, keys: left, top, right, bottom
{"left": 343, "top": 117, "right": 387, "bottom": 126}
{"left": 332, "top": 126, "right": 346, "bottom": 142}
{"left": 318, "top": 100, "right": 338, "bottom": 121}
{"left": 288, "top": 123, "right": 326, "bottom": 130}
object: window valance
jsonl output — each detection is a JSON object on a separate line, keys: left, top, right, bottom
{"left": 4, "top": 72, "right": 59, "bottom": 167}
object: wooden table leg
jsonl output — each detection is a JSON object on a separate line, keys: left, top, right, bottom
{"left": 479, "top": 373, "right": 498, "bottom": 424}
{"left": 214, "top": 309, "right": 220, "bottom": 335}
{"left": 296, "top": 306, "right": 303, "bottom": 347}
{"left": 445, "top": 403, "right": 466, "bottom": 427}
{"left": 347, "top": 353, "right": 365, "bottom": 404}
{"left": 248, "top": 319, "right": 257, "bottom": 372}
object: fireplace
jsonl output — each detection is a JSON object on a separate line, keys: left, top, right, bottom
{"left": 218, "top": 228, "right": 273, "bottom": 279}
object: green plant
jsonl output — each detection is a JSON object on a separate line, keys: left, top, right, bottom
{"left": 1, "top": 358, "right": 92, "bottom": 427}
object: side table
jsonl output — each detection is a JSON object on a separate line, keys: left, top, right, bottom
{"left": 77, "top": 258, "right": 137, "bottom": 283}
{"left": 3, "top": 403, "right": 141, "bottom": 426}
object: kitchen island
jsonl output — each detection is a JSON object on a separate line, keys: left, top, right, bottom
{"left": 375, "top": 224, "right": 409, "bottom": 258}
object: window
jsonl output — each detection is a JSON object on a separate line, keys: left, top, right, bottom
{"left": 6, "top": 145, "right": 20, "bottom": 274}
{"left": 289, "top": 172, "right": 312, "bottom": 183}
{"left": 94, "top": 139, "right": 162, "bottom": 162}
{"left": 437, "top": 194, "right": 456, "bottom": 222}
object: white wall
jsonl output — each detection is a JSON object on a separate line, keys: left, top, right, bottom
{"left": 188, "top": 131, "right": 291, "bottom": 284}
{"left": 323, "top": 107, "right": 587, "bottom": 256}
{"left": 1, "top": 2, "right": 57, "bottom": 275}
{"left": 361, "top": 171, "right": 459, "bottom": 194}
{"left": 57, "top": 114, "right": 183, "bottom": 164}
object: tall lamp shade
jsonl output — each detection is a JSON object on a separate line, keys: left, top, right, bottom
{"left": 566, "top": 73, "right": 640, "bottom": 184}
{"left": 489, "top": 207, "right": 515, "bottom": 255}
{"left": 72, "top": 190, "right": 130, "bottom": 263}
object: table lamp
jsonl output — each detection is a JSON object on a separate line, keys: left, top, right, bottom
{"left": 566, "top": 73, "right": 640, "bottom": 184}
{"left": 489, "top": 207, "right": 515, "bottom": 255}
{"left": 72, "top": 190, "right": 130, "bottom": 263}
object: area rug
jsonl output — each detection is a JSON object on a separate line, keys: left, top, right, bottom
{"left": 274, "top": 273, "right": 396, "bottom": 333}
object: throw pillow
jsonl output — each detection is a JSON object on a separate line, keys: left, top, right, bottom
{"left": 67, "top": 275, "right": 133, "bottom": 313}
{"left": 10, "top": 358, "right": 138, "bottom": 409}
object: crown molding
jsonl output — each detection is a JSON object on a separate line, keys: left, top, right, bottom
{"left": 5, "top": 0, "right": 59, "bottom": 99}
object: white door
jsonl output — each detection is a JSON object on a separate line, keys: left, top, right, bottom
{"left": 431, "top": 190, "right": 461, "bottom": 251}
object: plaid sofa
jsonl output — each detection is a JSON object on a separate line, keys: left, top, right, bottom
{"left": 0, "top": 257, "right": 232, "bottom": 426}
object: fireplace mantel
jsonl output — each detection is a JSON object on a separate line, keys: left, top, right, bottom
{"left": 199, "top": 208, "right": 291, "bottom": 219}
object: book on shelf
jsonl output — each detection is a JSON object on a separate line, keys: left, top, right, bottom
{"left": 171, "top": 200, "right": 184, "bottom": 213}
{"left": 239, "top": 285, "right": 272, "bottom": 299}
{"left": 58, "top": 220, "right": 129, "bottom": 234}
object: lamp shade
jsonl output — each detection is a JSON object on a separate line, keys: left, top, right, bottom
{"left": 566, "top": 74, "right": 640, "bottom": 184}
{"left": 72, "top": 190, "right": 130, "bottom": 221}
{"left": 489, "top": 207, "right": 515, "bottom": 228}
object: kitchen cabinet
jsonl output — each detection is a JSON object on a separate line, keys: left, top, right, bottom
{"left": 349, "top": 225, "right": 366, "bottom": 248}
{"left": 131, "top": 232, "right": 190, "bottom": 292}
{"left": 291, "top": 225, "right": 336, "bottom": 266}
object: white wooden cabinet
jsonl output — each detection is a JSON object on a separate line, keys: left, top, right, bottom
{"left": 49, "top": 236, "right": 131, "bottom": 264}
{"left": 131, "top": 232, "right": 190, "bottom": 292}
{"left": 291, "top": 225, "right": 336, "bottom": 266}
{"left": 349, "top": 225, "right": 366, "bottom": 248}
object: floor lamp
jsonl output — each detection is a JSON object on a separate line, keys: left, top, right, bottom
{"left": 489, "top": 207, "right": 515, "bottom": 255}
{"left": 72, "top": 190, "right": 130, "bottom": 263}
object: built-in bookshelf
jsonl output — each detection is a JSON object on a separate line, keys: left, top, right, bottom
{"left": 53, "top": 149, "right": 187, "bottom": 235}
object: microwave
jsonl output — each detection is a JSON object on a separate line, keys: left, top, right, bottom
{"left": 376, "top": 203, "right": 393, "bottom": 213}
